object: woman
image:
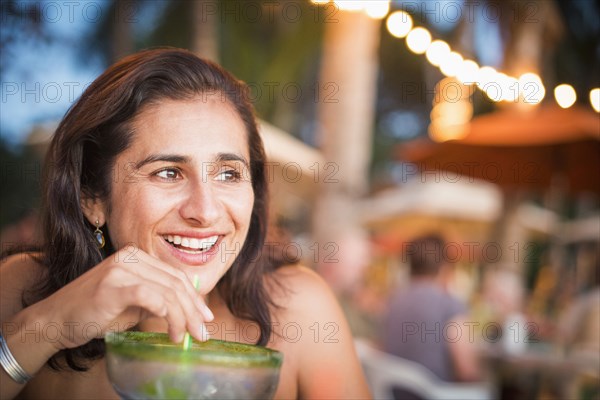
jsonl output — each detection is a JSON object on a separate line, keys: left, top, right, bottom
{"left": 0, "top": 48, "right": 370, "bottom": 399}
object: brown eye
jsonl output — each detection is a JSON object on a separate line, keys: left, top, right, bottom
{"left": 155, "top": 168, "right": 181, "bottom": 181}
{"left": 215, "top": 169, "right": 242, "bottom": 182}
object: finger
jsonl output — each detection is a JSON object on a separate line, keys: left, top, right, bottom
{"left": 130, "top": 257, "right": 212, "bottom": 324}
{"left": 124, "top": 249, "right": 214, "bottom": 321}
{"left": 119, "top": 282, "right": 189, "bottom": 343}
{"left": 104, "top": 256, "right": 209, "bottom": 342}
{"left": 121, "top": 284, "right": 167, "bottom": 320}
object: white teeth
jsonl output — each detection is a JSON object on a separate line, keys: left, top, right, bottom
{"left": 164, "top": 235, "right": 219, "bottom": 252}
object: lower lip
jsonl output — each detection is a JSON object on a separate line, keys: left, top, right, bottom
{"left": 160, "top": 236, "right": 222, "bottom": 266}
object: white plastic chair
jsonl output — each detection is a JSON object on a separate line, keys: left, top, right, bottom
{"left": 355, "top": 339, "right": 496, "bottom": 400}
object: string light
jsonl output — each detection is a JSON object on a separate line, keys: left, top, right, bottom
{"left": 386, "top": 11, "right": 412, "bottom": 38}
{"left": 518, "top": 73, "right": 545, "bottom": 104}
{"left": 333, "top": 0, "right": 364, "bottom": 11}
{"left": 554, "top": 84, "right": 577, "bottom": 109}
{"left": 456, "top": 59, "right": 479, "bottom": 85}
{"left": 364, "top": 1, "right": 390, "bottom": 19}
{"left": 406, "top": 27, "right": 432, "bottom": 54}
{"left": 475, "top": 66, "right": 497, "bottom": 88}
{"left": 309, "top": 1, "right": 595, "bottom": 111}
{"left": 498, "top": 74, "right": 519, "bottom": 102}
{"left": 591, "top": 88, "right": 600, "bottom": 112}
{"left": 425, "top": 40, "right": 450, "bottom": 67}
{"left": 439, "top": 51, "right": 463, "bottom": 78}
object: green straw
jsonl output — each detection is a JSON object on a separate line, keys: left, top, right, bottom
{"left": 182, "top": 274, "right": 200, "bottom": 350}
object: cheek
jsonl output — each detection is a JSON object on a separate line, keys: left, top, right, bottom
{"left": 222, "top": 188, "right": 254, "bottom": 235}
{"left": 106, "top": 185, "right": 171, "bottom": 245}
{"left": 236, "top": 190, "right": 255, "bottom": 229}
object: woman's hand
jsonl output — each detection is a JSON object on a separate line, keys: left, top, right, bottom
{"left": 38, "top": 246, "right": 213, "bottom": 351}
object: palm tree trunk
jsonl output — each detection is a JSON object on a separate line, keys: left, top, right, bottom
{"left": 312, "top": 10, "right": 380, "bottom": 286}
{"left": 191, "top": 0, "right": 219, "bottom": 62}
{"left": 111, "top": 0, "right": 135, "bottom": 62}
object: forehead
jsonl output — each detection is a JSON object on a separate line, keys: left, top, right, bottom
{"left": 125, "top": 96, "right": 250, "bottom": 161}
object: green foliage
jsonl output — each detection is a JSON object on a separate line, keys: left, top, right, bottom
{"left": 144, "top": 1, "right": 194, "bottom": 51}
{"left": 217, "top": 1, "right": 324, "bottom": 122}
{"left": 100, "top": 0, "right": 326, "bottom": 136}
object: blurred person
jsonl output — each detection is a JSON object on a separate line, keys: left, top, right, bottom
{"left": 0, "top": 48, "right": 370, "bottom": 399}
{"left": 383, "top": 234, "right": 481, "bottom": 387}
{"left": 320, "top": 229, "right": 382, "bottom": 341}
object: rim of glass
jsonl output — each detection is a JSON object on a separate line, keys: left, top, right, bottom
{"left": 105, "top": 331, "right": 283, "bottom": 368}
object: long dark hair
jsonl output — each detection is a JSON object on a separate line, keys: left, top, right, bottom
{"left": 33, "top": 48, "right": 281, "bottom": 371}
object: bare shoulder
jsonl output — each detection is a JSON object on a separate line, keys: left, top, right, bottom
{"left": 0, "top": 253, "right": 46, "bottom": 322}
{"left": 270, "top": 264, "right": 327, "bottom": 290}
{"left": 267, "top": 266, "right": 373, "bottom": 398}
{"left": 266, "top": 264, "right": 350, "bottom": 342}
{"left": 268, "top": 264, "right": 339, "bottom": 315}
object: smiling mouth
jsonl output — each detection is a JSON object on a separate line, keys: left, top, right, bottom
{"left": 163, "top": 235, "right": 219, "bottom": 254}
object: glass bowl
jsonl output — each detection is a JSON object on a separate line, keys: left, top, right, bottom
{"left": 105, "top": 331, "right": 283, "bottom": 400}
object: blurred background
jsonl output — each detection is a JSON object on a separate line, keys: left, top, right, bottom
{"left": 1, "top": 0, "right": 599, "bottom": 399}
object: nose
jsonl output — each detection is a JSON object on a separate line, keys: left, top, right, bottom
{"left": 178, "top": 179, "right": 221, "bottom": 226}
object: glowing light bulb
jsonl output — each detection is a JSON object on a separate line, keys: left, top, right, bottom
{"left": 425, "top": 40, "right": 450, "bottom": 67}
{"left": 518, "top": 72, "right": 542, "bottom": 86}
{"left": 439, "top": 51, "right": 463, "bottom": 77}
{"left": 428, "top": 120, "right": 469, "bottom": 142}
{"left": 479, "top": 71, "right": 507, "bottom": 102}
{"left": 498, "top": 74, "right": 519, "bottom": 102}
{"left": 554, "top": 84, "right": 577, "bottom": 108}
{"left": 334, "top": 0, "right": 363, "bottom": 11}
{"left": 456, "top": 59, "right": 479, "bottom": 85}
{"left": 386, "top": 11, "right": 413, "bottom": 38}
{"left": 475, "top": 66, "right": 497, "bottom": 88}
{"left": 518, "top": 72, "right": 545, "bottom": 104}
{"left": 365, "top": 1, "right": 390, "bottom": 19}
{"left": 591, "top": 88, "right": 600, "bottom": 113}
{"left": 406, "top": 27, "right": 432, "bottom": 54}
{"left": 431, "top": 101, "right": 473, "bottom": 125}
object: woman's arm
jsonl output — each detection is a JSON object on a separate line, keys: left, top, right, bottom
{"left": 0, "top": 250, "right": 213, "bottom": 399}
{"left": 0, "top": 254, "right": 60, "bottom": 399}
{"left": 274, "top": 266, "right": 372, "bottom": 399}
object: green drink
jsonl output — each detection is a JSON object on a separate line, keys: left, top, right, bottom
{"left": 105, "top": 332, "right": 283, "bottom": 400}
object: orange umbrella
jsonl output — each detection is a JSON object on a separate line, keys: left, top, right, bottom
{"left": 398, "top": 105, "right": 600, "bottom": 195}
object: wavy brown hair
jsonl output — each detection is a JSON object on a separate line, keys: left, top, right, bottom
{"left": 32, "top": 48, "right": 283, "bottom": 371}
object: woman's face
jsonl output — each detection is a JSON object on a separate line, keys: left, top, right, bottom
{"left": 97, "top": 96, "right": 254, "bottom": 294}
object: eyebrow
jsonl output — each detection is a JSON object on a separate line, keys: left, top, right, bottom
{"left": 134, "top": 152, "right": 250, "bottom": 170}
{"left": 215, "top": 152, "right": 250, "bottom": 169}
{"left": 134, "top": 154, "right": 190, "bottom": 170}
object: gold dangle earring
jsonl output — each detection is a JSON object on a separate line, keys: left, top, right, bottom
{"left": 94, "top": 219, "right": 105, "bottom": 249}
